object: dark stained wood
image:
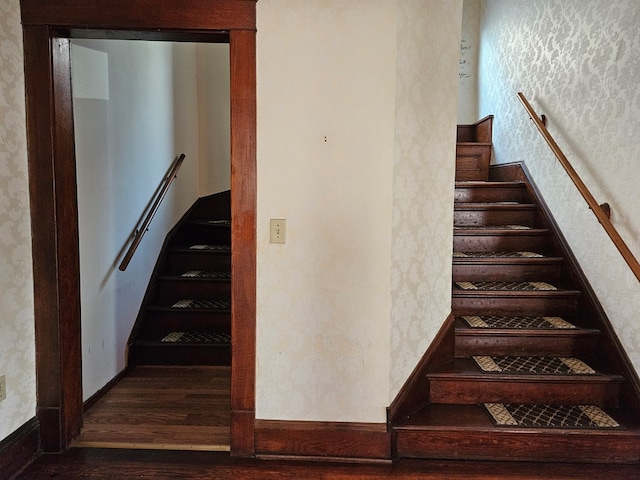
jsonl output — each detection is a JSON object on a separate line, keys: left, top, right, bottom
{"left": 20, "top": 0, "right": 257, "bottom": 455}
{"left": 254, "top": 420, "right": 391, "bottom": 461}
{"left": 16, "top": 447, "right": 640, "bottom": 479}
{"left": 76, "top": 366, "right": 231, "bottom": 450}
{"left": 229, "top": 28, "right": 257, "bottom": 458}
{"left": 23, "top": 26, "right": 83, "bottom": 453}
{"left": 452, "top": 256, "right": 564, "bottom": 282}
{"left": 0, "top": 417, "right": 40, "bottom": 480}
{"left": 387, "top": 314, "right": 455, "bottom": 424}
{"left": 456, "top": 115, "right": 494, "bottom": 181}
{"left": 20, "top": 0, "right": 256, "bottom": 31}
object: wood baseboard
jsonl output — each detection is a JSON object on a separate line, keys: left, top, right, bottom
{"left": 0, "top": 417, "right": 40, "bottom": 479}
{"left": 387, "top": 312, "right": 455, "bottom": 424}
{"left": 83, "top": 367, "right": 130, "bottom": 411}
{"left": 255, "top": 419, "right": 391, "bottom": 462}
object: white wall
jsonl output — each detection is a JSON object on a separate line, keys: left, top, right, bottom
{"left": 72, "top": 39, "right": 204, "bottom": 399}
{"left": 479, "top": 0, "right": 640, "bottom": 376}
{"left": 458, "top": 0, "right": 481, "bottom": 123}
{"left": 256, "top": 0, "right": 462, "bottom": 422}
{"left": 197, "top": 44, "right": 231, "bottom": 194}
{"left": 0, "top": 0, "right": 36, "bottom": 440}
{"left": 256, "top": 0, "right": 397, "bottom": 423}
{"left": 390, "top": 0, "right": 462, "bottom": 398}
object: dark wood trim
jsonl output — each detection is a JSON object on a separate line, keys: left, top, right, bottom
{"left": 229, "top": 28, "right": 257, "bottom": 457}
{"left": 20, "top": 0, "right": 257, "bottom": 31}
{"left": 23, "top": 26, "right": 83, "bottom": 453}
{"left": 387, "top": 313, "right": 455, "bottom": 425}
{"left": 0, "top": 418, "right": 40, "bottom": 479}
{"left": 490, "top": 162, "right": 640, "bottom": 415}
{"left": 255, "top": 420, "right": 391, "bottom": 462}
{"left": 20, "top": 0, "right": 257, "bottom": 455}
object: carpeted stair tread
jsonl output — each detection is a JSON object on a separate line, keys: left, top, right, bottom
{"left": 190, "top": 219, "right": 231, "bottom": 226}
{"left": 455, "top": 281, "right": 557, "bottom": 291}
{"left": 171, "top": 299, "right": 231, "bottom": 310}
{"left": 453, "top": 251, "right": 545, "bottom": 258}
{"left": 454, "top": 224, "right": 532, "bottom": 230}
{"left": 179, "top": 270, "right": 231, "bottom": 279}
{"left": 472, "top": 355, "right": 596, "bottom": 375}
{"left": 484, "top": 403, "right": 621, "bottom": 429}
{"left": 460, "top": 315, "right": 577, "bottom": 329}
{"left": 188, "top": 244, "right": 231, "bottom": 252}
{"left": 161, "top": 331, "right": 231, "bottom": 344}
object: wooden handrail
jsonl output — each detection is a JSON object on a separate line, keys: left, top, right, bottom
{"left": 518, "top": 92, "right": 640, "bottom": 282}
{"left": 119, "top": 153, "right": 186, "bottom": 271}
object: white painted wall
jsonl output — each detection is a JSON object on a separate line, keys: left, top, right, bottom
{"left": 72, "top": 40, "right": 229, "bottom": 399}
{"left": 479, "top": 0, "right": 640, "bottom": 376}
{"left": 458, "top": 0, "right": 481, "bottom": 123}
{"left": 256, "top": 0, "right": 462, "bottom": 422}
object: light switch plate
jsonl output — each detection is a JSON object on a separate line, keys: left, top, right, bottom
{"left": 270, "top": 219, "right": 286, "bottom": 244}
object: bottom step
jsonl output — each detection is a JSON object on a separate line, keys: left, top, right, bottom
{"left": 394, "top": 404, "right": 640, "bottom": 464}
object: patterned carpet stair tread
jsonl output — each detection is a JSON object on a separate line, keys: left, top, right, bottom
{"left": 461, "top": 315, "right": 577, "bottom": 329}
{"left": 181, "top": 270, "right": 231, "bottom": 279}
{"left": 472, "top": 355, "right": 596, "bottom": 375}
{"left": 171, "top": 299, "right": 231, "bottom": 310}
{"left": 454, "top": 224, "right": 531, "bottom": 230}
{"left": 484, "top": 403, "right": 621, "bottom": 429}
{"left": 453, "top": 251, "right": 544, "bottom": 258}
{"left": 161, "top": 331, "right": 231, "bottom": 344}
{"left": 455, "top": 281, "right": 557, "bottom": 291}
{"left": 189, "top": 244, "right": 231, "bottom": 252}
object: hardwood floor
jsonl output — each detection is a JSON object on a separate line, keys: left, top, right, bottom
{"left": 75, "top": 366, "right": 231, "bottom": 450}
{"left": 16, "top": 449, "right": 640, "bottom": 479}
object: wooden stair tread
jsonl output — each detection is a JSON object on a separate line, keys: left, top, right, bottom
{"left": 455, "top": 181, "right": 525, "bottom": 187}
{"left": 395, "top": 403, "right": 639, "bottom": 432}
{"left": 189, "top": 219, "right": 231, "bottom": 227}
{"left": 454, "top": 202, "right": 535, "bottom": 209}
{"left": 454, "top": 318, "right": 599, "bottom": 335}
{"left": 454, "top": 226, "right": 548, "bottom": 234}
{"left": 429, "top": 358, "right": 621, "bottom": 380}
{"left": 159, "top": 272, "right": 231, "bottom": 282}
{"left": 170, "top": 245, "right": 230, "bottom": 253}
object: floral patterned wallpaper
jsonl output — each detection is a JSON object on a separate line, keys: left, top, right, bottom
{"left": 479, "top": 0, "right": 640, "bottom": 376}
{"left": 0, "top": 0, "right": 36, "bottom": 440}
{"left": 389, "top": 0, "right": 462, "bottom": 398}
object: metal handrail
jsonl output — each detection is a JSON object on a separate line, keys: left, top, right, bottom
{"left": 518, "top": 92, "right": 640, "bottom": 282}
{"left": 118, "top": 153, "right": 186, "bottom": 271}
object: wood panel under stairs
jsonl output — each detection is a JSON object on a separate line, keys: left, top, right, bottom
{"left": 392, "top": 169, "right": 640, "bottom": 464}
{"left": 128, "top": 191, "right": 232, "bottom": 366}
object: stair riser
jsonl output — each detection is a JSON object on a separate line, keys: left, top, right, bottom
{"left": 452, "top": 262, "right": 563, "bottom": 282}
{"left": 429, "top": 378, "right": 621, "bottom": 407}
{"left": 452, "top": 295, "right": 579, "bottom": 316}
{"left": 154, "top": 280, "right": 231, "bottom": 303}
{"left": 454, "top": 210, "right": 536, "bottom": 227}
{"left": 132, "top": 344, "right": 231, "bottom": 366}
{"left": 453, "top": 234, "right": 549, "bottom": 253}
{"left": 144, "top": 311, "right": 230, "bottom": 334}
{"left": 396, "top": 430, "right": 640, "bottom": 463}
{"left": 455, "top": 186, "right": 528, "bottom": 204}
{"left": 171, "top": 224, "right": 231, "bottom": 246}
{"left": 165, "top": 252, "right": 230, "bottom": 274}
{"left": 455, "top": 334, "right": 600, "bottom": 358}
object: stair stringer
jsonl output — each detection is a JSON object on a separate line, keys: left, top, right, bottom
{"left": 126, "top": 190, "right": 231, "bottom": 367}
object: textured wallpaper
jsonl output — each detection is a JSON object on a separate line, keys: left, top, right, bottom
{"left": 0, "top": 0, "right": 37, "bottom": 439}
{"left": 479, "top": 0, "right": 640, "bottom": 375}
{"left": 256, "top": 0, "right": 397, "bottom": 423}
{"left": 389, "top": 0, "right": 462, "bottom": 398}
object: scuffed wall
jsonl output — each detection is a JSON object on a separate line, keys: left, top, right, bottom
{"left": 390, "top": 0, "right": 462, "bottom": 398}
{"left": 479, "top": 0, "right": 640, "bottom": 375}
{"left": 0, "top": 0, "right": 36, "bottom": 439}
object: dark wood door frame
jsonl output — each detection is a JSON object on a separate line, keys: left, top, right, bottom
{"left": 20, "top": 0, "right": 257, "bottom": 456}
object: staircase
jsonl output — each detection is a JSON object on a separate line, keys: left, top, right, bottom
{"left": 391, "top": 129, "right": 640, "bottom": 464}
{"left": 128, "top": 191, "right": 232, "bottom": 366}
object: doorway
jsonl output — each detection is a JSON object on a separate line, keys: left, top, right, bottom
{"left": 20, "top": 0, "right": 256, "bottom": 455}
